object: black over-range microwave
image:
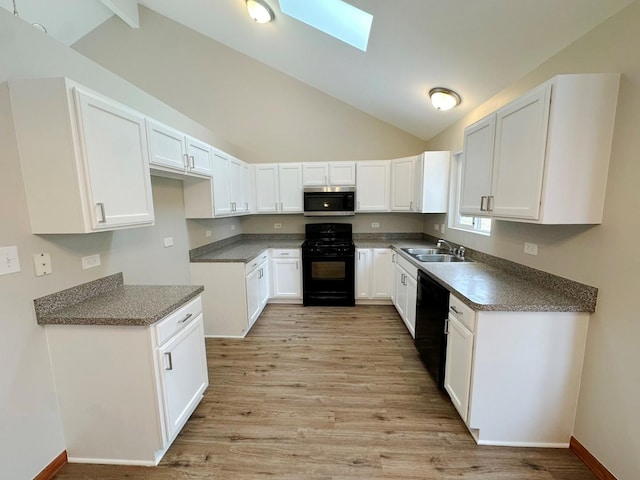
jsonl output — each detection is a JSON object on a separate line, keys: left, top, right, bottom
{"left": 303, "top": 187, "right": 355, "bottom": 216}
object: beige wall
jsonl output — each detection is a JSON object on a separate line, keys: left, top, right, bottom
{"left": 424, "top": 3, "right": 640, "bottom": 478}
{"left": 72, "top": 7, "right": 428, "bottom": 164}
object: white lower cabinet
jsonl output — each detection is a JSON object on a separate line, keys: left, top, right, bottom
{"left": 246, "top": 253, "right": 270, "bottom": 328}
{"left": 356, "top": 248, "right": 393, "bottom": 300}
{"left": 393, "top": 254, "right": 418, "bottom": 336}
{"left": 44, "top": 296, "right": 208, "bottom": 465}
{"left": 270, "top": 249, "right": 302, "bottom": 301}
{"left": 444, "top": 295, "right": 475, "bottom": 423}
{"left": 191, "top": 252, "right": 270, "bottom": 337}
{"left": 443, "top": 293, "right": 590, "bottom": 447}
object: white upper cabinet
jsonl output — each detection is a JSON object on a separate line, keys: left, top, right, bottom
{"left": 390, "top": 153, "right": 450, "bottom": 213}
{"left": 302, "top": 162, "right": 356, "bottom": 186}
{"left": 254, "top": 163, "right": 303, "bottom": 214}
{"left": 414, "top": 151, "right": 450, "bottom": 213}
{"left": 9, "top": 77, "right": 154, "bottom": 233}
{"left": 211, "top": 149, "right": 248, "bottom": 216}
{"left": 460, "top": 116, "right": 496, "bottom": 216}
{"left": 390, "top": 157, "right": 416, "bottom": 211}
{"left": 356, "top": 161, "right": 390, "bottom": 212}
{"left": 147, "top": 119, "right": 213, "bottom": 177}
{"left": 460, "top": 73, "right": 620, "bottom": 224}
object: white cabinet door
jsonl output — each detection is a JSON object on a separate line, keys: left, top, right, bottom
{"left": 390, "top": 157, "right": 416, "bottom": 211}
{"left": 444, "top": 315, "right": 474, "bottom": 422}
{"left": 246, "top": 267, "right": 262, "bottom": 326}
{"left": 75, "top": 89, "right": 155, "bottom": 230}
{"left": 254, "top": 164, "right": 280, "bottom": 213}
{"left": 229, "top": 158, "right": 244, "bottom": 214}
{"left": 258, "top": 260, "right": 270, "bottom": 313}
{"left": 147, "top": 120, "right": 187, "bottom": 172}
{"left": 186, "top": 136, "right": 213, "bottom": 176}
{"left": 414, "top": 151, "right": 450, "bottom": 213}
{"left": 302, "top": 163, "right": 329, "bottom": 186}
{"left": 356, "top": 161, "right": 390, "bottom": 212}
{"left": 394, "top": 264, "right": 408, "bottom": 319}
{"left": 405, "top": 273, "right": 417, "bottom": 337}
{"left": 212, "top": 151, "right": 232, "bottom": 216}
{"left": 243, "top": 163, "right": 253, "bottom": 214}
{"left": 371, "top": 249, "right": 393, "bottom": 298}
{"left": 271, "top": 258, "right": 301, "bottom": 298}
{"left": 157, "top": 315, "right": 208, "bottom": 442}
{"left": 355, "top": 249, "right": 372, "bottom": 299}
{"left": 460, "top": 115, "right": 495, "bottom": 216}
{"left": 491, "top": 84, "right": 550, "bottom": 220}
{"left": 278, "top": 163, "right": 303, "bottom": 213}
{"left": 329, "top": 162, "right": 356, "bottom": 185}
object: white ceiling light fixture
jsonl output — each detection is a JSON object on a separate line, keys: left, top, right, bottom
{"left": 11, "top": 0, "right": 47, "bottom": 33}
{"left": 245, "top": 0, "right": 275, "bottom": 23}
{"left": 429, "top": 87, "right": 461, "bottom": 111}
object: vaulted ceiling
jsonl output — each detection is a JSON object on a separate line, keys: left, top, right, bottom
{"left": 2, "top": 0, "right": 634, "bottom": 140}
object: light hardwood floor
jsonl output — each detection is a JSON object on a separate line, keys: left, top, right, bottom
{"left": 56, "top": 305, "right": 596, "bottom": 479}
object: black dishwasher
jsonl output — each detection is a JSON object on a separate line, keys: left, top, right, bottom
{"left": 414, "top": 270, "right": 450, "bottom": 390}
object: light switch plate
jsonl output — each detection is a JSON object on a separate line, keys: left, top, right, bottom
{"left": 33, "top": 252, "right": 52, "bottom": 276}
{"left": 371, "top": 222, "right": 380, "bottom": 228}
{"left": 164, "top": 237, "right": 174, "bottom": 248}
{"left": 0, "top": 246, "right": 21, "bottom": 276}
{"left": 524, "top": 242, "right": 538, "bottom": 255}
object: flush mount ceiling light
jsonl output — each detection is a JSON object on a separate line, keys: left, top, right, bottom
{"left": 429, "top": 87, "right": 461, "bottom": 111}
{"left": 245, "top": 0, "right": 275, "bottom": 23}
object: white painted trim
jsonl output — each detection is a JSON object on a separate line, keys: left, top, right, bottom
{"left": 68, "top": 456, "right": 158, "bottom": 466}
{"left": 99, "top": 0, "right": 140, "bottom": 28}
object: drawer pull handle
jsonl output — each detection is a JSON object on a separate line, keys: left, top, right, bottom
{"left": 281, "top": 252, "right": 290, "bottom": 255}
{"left": 97, "top": 203, "right": 106, "bottom": 223}
{"left": 165, "top": 352, "right": 173, "bottom": 371}
{"left": 450, "top": 306, "right": 463, "bottom": 315}
{"left": 178, "top": 313, "right": 193, "bottom": 324}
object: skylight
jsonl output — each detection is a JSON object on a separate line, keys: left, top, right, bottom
{"left": 279, "top": 0, "right": 373, "bottom": 52}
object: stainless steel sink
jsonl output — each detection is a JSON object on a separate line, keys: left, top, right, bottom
{"left": 401, "top": 248, "right": 448, "bottom": 256}
{"left": 413, "top": 254, "right": 466, "bottom": 263}
{"left": 401, "top": 247, "right": 470, "bottom": 263}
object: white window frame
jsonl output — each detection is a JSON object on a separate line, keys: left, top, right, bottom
{"left": 448, "top": 151, "right": 492, "bottom": 236}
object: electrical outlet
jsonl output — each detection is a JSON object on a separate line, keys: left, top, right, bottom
{"left": 33, "top": 252, "right": 52, "bottom": 276}
{"left": 231, "top": 224, "right": 236, "bottom": 231}
{"left": 164, "top": 237, "right": 174, "bottom": 248}
{"left": 524, "top": 242, "right": 538, "bottom": 255}
{"left": 434, "top": 224, "right": 439, "bottom": 231}
{"left": 274, "top": 223, "right": 282, "bottom": 229}
{"left": 82, "top": 254, "right": 101, "bottom": 270}
{"left": 0, "top": 246, "right": 20, "bottom": 276}
{"left": 371, "top": 222, "right": 380, "bottom": 228}
{"left": 205, "top": 230, "right": 212, "bottom": 238}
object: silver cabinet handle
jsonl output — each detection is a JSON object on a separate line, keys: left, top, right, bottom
{"left": 178, "top": 313, "right": 193, "bottom": 324}
{"left": 358, "top": 251, "right": 362, "bottom": 260}
{"left": 281, "top": 252, "right": 290, "bottom": 256}
{"left": 392, "top": 253, "right": 396, "bottom": 262}
{"left": 450, "top": 306, "right": 462, "bottom": 315}
{"left": 480, "top": 196, "right": 487, "bottom": 211}
{"left": 410, "top": 201, "right": 413, "bottom": 210}
{"left": 97, "top": 203, "right": 106, "bottom": 223}
{"left": 189, "top": 155, "right": 195, "bottom": 169}
{"left": 488, "top": 195, "right": 494, "bottom": 212}
{"left": 183, "top": 153, "right": 189, "bottom": 168}
{"left": 244, "top": 202, "right": 249, "bottom": 211}
{"left": 280, "top": 202, "right": 283, "bottom": 211}
{"left": 165, "top": 352, "right": 173, "bottom": 371}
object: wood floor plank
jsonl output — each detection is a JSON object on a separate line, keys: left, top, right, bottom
{"left": 55, "top": 304, "right": 596, "bottom": 480}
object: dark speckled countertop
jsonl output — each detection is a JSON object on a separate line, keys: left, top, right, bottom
{"left": 34, "top": 273, "right": 204, "bottom": 326}
{"left": 189, "top": 235, "right": 597, "bottom": 313}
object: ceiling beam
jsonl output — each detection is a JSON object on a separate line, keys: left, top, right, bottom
{"left": 100, "top": 0, "right": 139, "bottom": 28}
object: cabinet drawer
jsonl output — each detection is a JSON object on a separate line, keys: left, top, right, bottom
{"left": 155, "top": 296, "right": 203, "bottom": 345}
{"left": 245, "top": 251, "right": 269, "bottom": 275}
{"left": 270, "top": 248, "right": 300, "bottom": 259}
{"left": 448, "top": 294, "right": 475, "bottom": 332}
{"left": 397, "top": 253, "right": 418, "bottom": 279}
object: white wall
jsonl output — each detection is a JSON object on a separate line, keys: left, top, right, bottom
{"left": 424, "top": 3, "right": 640, "bottom": 478}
